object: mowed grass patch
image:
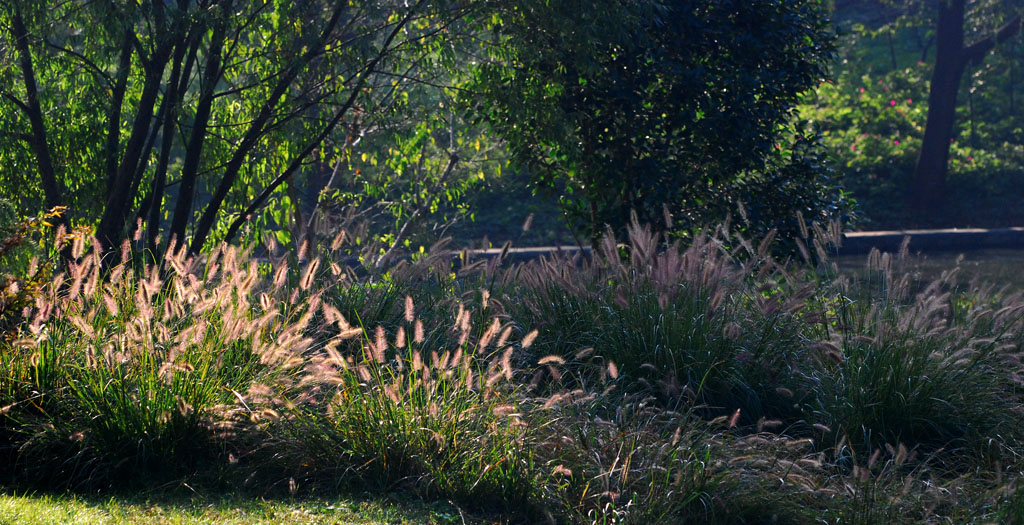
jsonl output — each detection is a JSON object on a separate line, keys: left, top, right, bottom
{"left": 0, "top": 491, "right": 473, "bottom": 525}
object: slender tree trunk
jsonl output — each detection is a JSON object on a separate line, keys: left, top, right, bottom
{"left": 103, "top": 32, "right": 133, "bottom": 192}
{"left": 887, "top": 30, "right": 898, "bottom": 71}
{"left": 96, "top": 44, "right": 173, "bottom": 253}
{"left": 1010, "top": 62, "right": 1016, "bottom": 115}
{"left": 968, "top": 77, "right": 977, "bottom": 148}
{"left": 9, "top": 9, "right": 63, "bottom": 215}
{"left": 920, "top": 38, "right": 933, "bottom": 63}
{"left": 147, "top": 30, "right": 198, "bottom": 257}
{"left": 167, "top": 8, "right": 231, "bottom": 251}
{"left": 188, "top": 3, "right": 348, "bottom": 254}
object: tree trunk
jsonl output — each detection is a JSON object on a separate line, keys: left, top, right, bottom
{"left": 10, "top": 9, "right": 63, "bottom": 215}
{"left": 910, "top": 0, "right": 966, "bottom": 211}
{"left": 910, "top": 1, "right": 1021, "bottom": 212}
{"left": 96, "top": 44, "right": 172, "bottom": 254}
{"left": 887, "top": 30, "right": 898, "bottom": 71}
{"left": 167, "top": 10, "right": 231, "bottom": 251}
{"left": 216, "top": 1, "right": 426, "bottom": 249}
{"left": 188, "top": 2, "right": 348, "bottom": 254}
{"left": 147, "top": 30, "right": 198, "bottom": 257}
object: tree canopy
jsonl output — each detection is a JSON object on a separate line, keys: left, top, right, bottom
{"left": 1, "top": 0, "right": 482, "bottom": 259}
{"left": 1, "top": 0, "right": 849, "bottom": 258}
{"left": 466, "top": 0, "right": 844, "bottom": 242}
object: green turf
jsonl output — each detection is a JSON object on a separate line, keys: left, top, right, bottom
{"left": 0, "top": 492, "right": 479, "bottom": 525}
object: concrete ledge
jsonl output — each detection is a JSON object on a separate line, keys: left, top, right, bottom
{"left": 303, "top": 228, "right": 1024, "bottom": 273}
{"left": 457, "top": 245, "right": 591, "bottom": 266}
{"left": 457, "top": 229, "right": 1024, "bottom": 264}
{"left": 839, "top": 227, "right": 1024, "bottom": 255}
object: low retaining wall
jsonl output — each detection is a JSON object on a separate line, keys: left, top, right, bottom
{"left": 461, "top": 228, "right": 1024, "bottom": 264}
{"left": 314, "top": 228, "right": 1024, "bottom": 273}
{"left": 839, "top": 227, "right": 1024, "bottom": 255}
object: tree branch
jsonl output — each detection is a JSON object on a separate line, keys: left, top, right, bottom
{"left": 0, "top": 129, "right": 33, "bottom": 142}
{"left": 962, "top": 14, "right": 1022, "bottom": 65}
{"left": 219, "top": 0, "right": 429, "bottom": 248}
{"left": 43, "top": 39, "right": 113, "bottom": 86}
{"left": 0, "top": 91, "right": 30, "bottom": 115}
{"left": 374, "top": 151, "right": 459, "bottom": 270}
{"left": 190, "top": 1, "right": 354, "bottom": 253}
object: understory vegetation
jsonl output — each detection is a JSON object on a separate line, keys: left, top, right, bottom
{"left": 3, "top": 216, "right": 1024, "bottom": 524}
{"left": 3, "top": 2, "right": 1024, "bottom": 522}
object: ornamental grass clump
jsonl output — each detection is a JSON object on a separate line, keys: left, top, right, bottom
{"left": 2, "top": 217, "right": 1024, "bottom": 521}
{"left": 525, "top": 353, "right": 830, "bottom": 524}
{"left": 807, "top": 246, "right": 1024, "bottom": 461}
{"left": 245, "top": 292, "right": 541, "bottom": 510}
{"left": 2, "top": 240, "right": 315, "bottom": 488}
{"left": 533, "top": 391, "right": 720, "bottom": 523}
{"left": 509, "top": 215, "right": 814, "bottom": 424}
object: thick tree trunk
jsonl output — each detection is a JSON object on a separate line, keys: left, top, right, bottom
{"left": 910, "top": 1, "right": 1021, "bottom": 212}
{"left": 910, "top": 0, "right": 966, "bottom": 211}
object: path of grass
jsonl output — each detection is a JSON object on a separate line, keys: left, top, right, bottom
{"left": 0, "top": 492, "right": 480, "bottom": 525}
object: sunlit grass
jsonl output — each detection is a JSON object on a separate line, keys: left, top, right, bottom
{"left": 0, "top": 492, "right": 462, "bottom": 524}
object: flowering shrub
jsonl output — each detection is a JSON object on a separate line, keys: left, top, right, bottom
{"left": 802, "top": 52, "right": 1024, "bottom": 228}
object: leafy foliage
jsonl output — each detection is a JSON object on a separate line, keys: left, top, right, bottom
{"left": 803, "top": 0, "right": 1024, "bottom": 228}
{"left": 0, "top": 204, "right": 68, "bottom": 342}
{"left": 0, "top": 0, "right": 484, "bottom": 258}
{"left": 468, "top": 0, "right": 846, "bottom": 242}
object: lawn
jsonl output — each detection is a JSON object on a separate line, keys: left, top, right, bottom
{"left": 0, "top": 492, "right": 470, "bottom": 524}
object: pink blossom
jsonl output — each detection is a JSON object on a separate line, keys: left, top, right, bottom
{"left": 890, "top": 100, "right": 896, "bottom": 106}
{"left": 967, "top": 156, "right": 973, "bottom": 162}
{"left": 894, "top": 140, "right": 900, "bottom": 146}
{"left": 851, "top": 144, "right": 856, "bottom": 151}
{"left": 884, "top": 86, "right": 889, "bottom": 91}
{"left": 859, "top": 87, "right": 865, "bottom": 93}
{"left": 907, "top": 99, "right": 913, "bottom": 104}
